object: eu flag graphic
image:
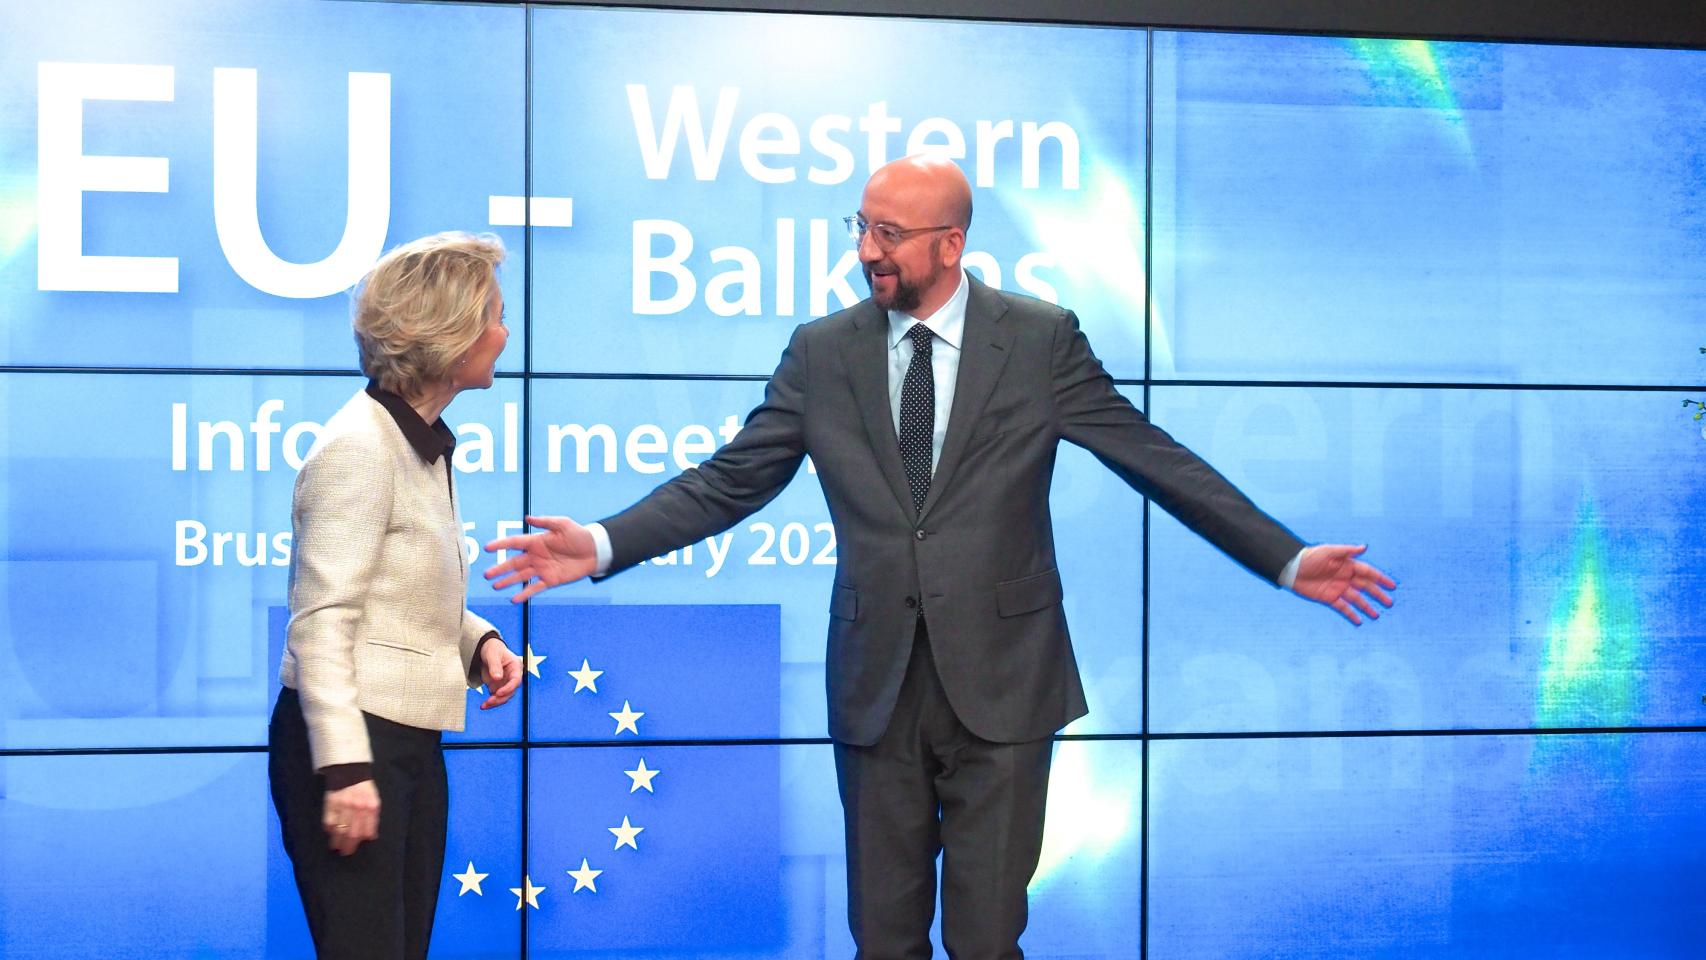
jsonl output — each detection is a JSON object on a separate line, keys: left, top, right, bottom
{"left": 528, "top": 604, "right": 783, "bottom": 740}
{"left": 261, "top": 602, "right": 783, "bottom": 957}
{"left": 520, "top": 604, "right": 784, "bottom": 954}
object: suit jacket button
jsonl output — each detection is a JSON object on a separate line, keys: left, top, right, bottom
{"left": 904, "top": 596, "right": 917, "bottom": 609}
{"left": 915, "top": 529, "right": 927, "bottom": 541}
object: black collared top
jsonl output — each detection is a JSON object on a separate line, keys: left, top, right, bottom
{"left": 367, "top": 379, "right": 455, "bottom": 464}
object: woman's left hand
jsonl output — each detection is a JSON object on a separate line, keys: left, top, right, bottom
{"left": 479, "top": 641, "right": 524, "bottom": 710}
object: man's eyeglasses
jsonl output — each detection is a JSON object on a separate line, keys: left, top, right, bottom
{"left": 844, "top": 216, "right": 954, "bottom": 252}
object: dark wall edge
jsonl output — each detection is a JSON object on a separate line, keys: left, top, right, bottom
{"left": 488, "top": 0, "right": 1706, "bottom": 50}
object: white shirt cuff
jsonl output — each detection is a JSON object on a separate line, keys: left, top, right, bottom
{"left": 1278, "top": 548, "right": 1306, "bottom": 590}
{"left": 586, "top": 521, "right": 614, "bottom": 577}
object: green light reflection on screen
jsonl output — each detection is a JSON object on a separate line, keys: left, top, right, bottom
{"left": 1345, "top": 38, "right": 1475, "bottom": 160}
{"left": 1536, "top": 497, "right": 1644, "bottom": 730}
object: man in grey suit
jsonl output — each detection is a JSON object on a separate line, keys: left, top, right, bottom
{"left": 487, "top": 155, "right": 1395, "bottom": 959}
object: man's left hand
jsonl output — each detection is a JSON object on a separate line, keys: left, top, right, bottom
{"left": 478, "top": 642, "right": 524, "bottom": 710}
{"left": 1290, "top": 544, "right": 1396, "bottom": 625}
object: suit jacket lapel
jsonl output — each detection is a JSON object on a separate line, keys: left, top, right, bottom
{"left": 846, "top": 300, "right": 916, "bottom": 518}
{"left": 919, "top": 278, "right": 1013, "bottom": 522}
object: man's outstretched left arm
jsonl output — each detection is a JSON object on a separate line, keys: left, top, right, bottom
{"left": 1049, "top": 309, "right": 1396, "bottom": 621}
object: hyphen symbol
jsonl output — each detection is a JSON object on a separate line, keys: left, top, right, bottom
{"left": 488, "top": 196, "right": 573, "bottom": 227}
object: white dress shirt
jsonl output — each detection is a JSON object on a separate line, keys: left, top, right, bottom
{"left": 885, "top": 268, "right": 968, "bottom": 473}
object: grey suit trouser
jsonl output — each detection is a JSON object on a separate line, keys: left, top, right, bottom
{"left": 834, "top": 618, "right": 1055, "bottom": 960}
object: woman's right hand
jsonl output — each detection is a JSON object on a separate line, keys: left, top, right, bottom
{"left": 323, "top": 780, "right": 380, "bottom": 856}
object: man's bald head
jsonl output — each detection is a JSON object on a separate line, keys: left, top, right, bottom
{"left": 856, "top": 155, "right": 973, "bottom": 317}
{"left": 865, "top": 154, "right": 973, "bottom": 232}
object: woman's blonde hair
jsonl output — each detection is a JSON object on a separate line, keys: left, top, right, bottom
{"left": 352, "top": 232, "right": 506, "bottom": 399}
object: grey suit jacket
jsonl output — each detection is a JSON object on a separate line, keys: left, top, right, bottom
{"left": 602, "top": 277, "right": 1304, "bottom": 745}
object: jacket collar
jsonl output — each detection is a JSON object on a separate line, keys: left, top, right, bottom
{"left": 365, "top": 380, "right": 456, "bottom": 464}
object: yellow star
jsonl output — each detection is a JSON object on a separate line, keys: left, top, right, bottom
{"left": 567, "top": 858, "right": 602, "bottom": 893}
{"left": 568, "top": 658, "right": 603, "bottom": 693}
{"left": 609, "top": 700, "right": 643, "bottom": 736}
{"left": 509, "top": 875, "right": 544, "bottom": 910}
{"left": 625, "top": 758, "right": 660, "bottom": 793}
{"left": 609, "top": 816, "right": 644, "bottom": 851}
{"left": 452, "top": 861, "right": 487, "bottom": 896}
{"left": 524, "top": 645, "right": 547, "bottom": 679}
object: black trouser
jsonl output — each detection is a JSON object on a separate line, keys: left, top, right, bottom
{"left": 268, "top": 688, "right": 448, "bottom": 960}
{"left": 834, "top": 619, "right": 1055, "bottom": 960}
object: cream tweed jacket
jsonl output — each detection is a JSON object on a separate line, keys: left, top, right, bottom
{"left": 278, "top": 388, "right": 496, "bottom": 769}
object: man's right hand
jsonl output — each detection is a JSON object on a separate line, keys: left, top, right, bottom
{"left": 484, "top": 514, "right": 598, "bottom": 602}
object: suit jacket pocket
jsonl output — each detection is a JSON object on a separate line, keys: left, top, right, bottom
{"left": 366, "top": 636, "right": 433, "bottom": 656}
{"left": 966, "top": 411, "right": 1049, "bottom": 450}
{"left": 995, "top": 568, "right": 1063, "bottom": 617}
{"left": 969, "top": 396, "right": 1042, "bottom": 436}
{"left": 829, "top": 582, "right": 859, "bottom": 621}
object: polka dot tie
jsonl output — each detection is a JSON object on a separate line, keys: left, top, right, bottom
{"left": 899, "top": 323, "right": 935, "bottom": 513}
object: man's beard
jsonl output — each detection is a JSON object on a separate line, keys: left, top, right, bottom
{"left": 863, "top": 259, "right": 939, "bottom": 314}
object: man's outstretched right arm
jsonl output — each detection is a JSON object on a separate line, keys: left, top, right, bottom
{"left": 484, "top": 324, "right": 811, "bottom": 600}
{"left": 484, "top": 514, "right": 601, "bottom": 603}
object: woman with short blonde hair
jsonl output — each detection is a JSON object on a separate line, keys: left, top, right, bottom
{"left": 270, "top": 230, "right": 523, "bottom": 960}
{"left": 353, "top": 231, "right": 507, "bottom": 400}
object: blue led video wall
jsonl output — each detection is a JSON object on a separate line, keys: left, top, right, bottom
{"left": 1, "top": 1, "right": 1702, "bottom": 957}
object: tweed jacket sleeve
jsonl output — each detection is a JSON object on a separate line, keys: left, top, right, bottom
{"left": 285, "top": 428, "right": 394, "bottom": 770}
{"left": 460, "top": 610, "right": 498, "bottom": 685}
